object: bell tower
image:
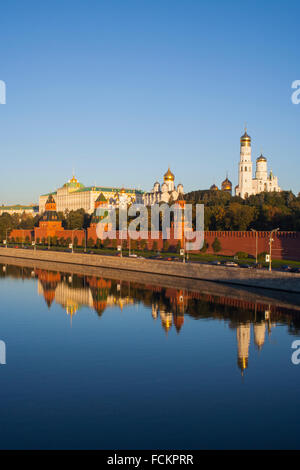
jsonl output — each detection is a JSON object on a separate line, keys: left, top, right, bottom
{"left": 236, "top": 128, "right": 253, "bottom": 198}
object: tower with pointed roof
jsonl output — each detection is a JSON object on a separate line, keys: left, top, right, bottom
{"left": 236, "top": 128, "right": 254, "bottom": 198}
{"left": 35, "top": 194, "right": 63, "bottom": 239}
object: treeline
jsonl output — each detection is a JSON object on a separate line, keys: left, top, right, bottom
{"left": 184, "top": 190, "right": 300, "bottom": 231}
{"left": 1, "top": 190, "right": 300, "bottom": 239}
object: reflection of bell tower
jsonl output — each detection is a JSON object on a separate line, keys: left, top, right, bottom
{"left": 152, "top": 303, "right": 158, "bottom": 320}
{"left": 237, "top": 323, "right": 251, "bottom": 375}
{"left": 253, "top": 322, "right": 266, "bottom": 350}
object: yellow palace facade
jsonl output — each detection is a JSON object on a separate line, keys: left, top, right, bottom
{"left": 39, "top": 175, "right": 144, "bottom": 214}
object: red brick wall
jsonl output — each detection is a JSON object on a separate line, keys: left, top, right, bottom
{"left": 87, "top": 228, "right": 300, "bottom": 261}
{"left": 204, "top": 231, "right": 300, "bottom": 261}
{"left": 8, "top": 226, "right": 300, "bottom": 261}
{"left": 9, "top": 229, "right": 33, "bottom": 242}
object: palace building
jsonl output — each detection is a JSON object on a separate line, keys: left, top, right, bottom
{"left": 143, "top": 167, "right": 184, "bottom": 206}
{"left": 235, "top": 129, "right": 281, "bottom": 199}
{"left": 0, "top": 204, "right": 38, "bottom": 216}
{"left": 39, "top": 175, "right": 143, "bottom": 214}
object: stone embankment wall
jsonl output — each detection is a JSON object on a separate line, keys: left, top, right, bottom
{"left": 1, "top": 247, "right": 300, "bottom": 293}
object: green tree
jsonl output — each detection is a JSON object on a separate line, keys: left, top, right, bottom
{"left": 212, "top": 237, "right": 222, "bottom": 253}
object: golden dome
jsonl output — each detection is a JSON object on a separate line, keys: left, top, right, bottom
{"left": 210, "top": 184, "right": 219, "bottom": 191}
{"left": 257, "top": 154, "right": 267, "bottom": 162}
{"left": 120, "top": 187, "right": 126, "bottom": 194}
{"left": 164, "top": 167, "right": 175, "bottom": 182}
{"left": 70, "top": 176, "right": 78, "bottom": 183}
{"left": 240, "top": 131, "right": 251, "bottom": 142}
{"left": 221, "top": 177, "right": 232, "bottom": 191}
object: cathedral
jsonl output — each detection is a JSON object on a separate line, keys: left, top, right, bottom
{"left": 235, "top": 129, "right": 281, "bottom": 199}
{"left": 143, "top": 167, "right": 184, "bottom": 206}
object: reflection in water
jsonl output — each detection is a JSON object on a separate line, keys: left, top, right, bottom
{"left": 1, "top": 262, "right": 300, "bottom": 377}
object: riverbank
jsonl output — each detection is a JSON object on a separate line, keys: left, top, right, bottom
{"left": 1, "top": 247, "right": 300, "bottom": 293}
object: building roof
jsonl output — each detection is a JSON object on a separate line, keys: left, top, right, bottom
{"left": 164, "top": 167, "right": 175, "bottom": 181}
{"left": 75, "top": 186, "right": 144, "bottom": 194}
{"left": 257, "top": 154, "right": 267, "bottom": 162}
{"left": 0, "top": 204, "right": 38, "bottom": 211}
{"left": 95, "top": 192, "right": 107, "bottom": 202}
{"left": 41, "top": 191, "right": 57, "bottom": 197}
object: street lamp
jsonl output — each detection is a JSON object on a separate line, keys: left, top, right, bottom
{"left": 251, "top": 229, "right": 258, "bottom": 264}
{"left": 269, "top": 228, "right": 280, "bottom": 272}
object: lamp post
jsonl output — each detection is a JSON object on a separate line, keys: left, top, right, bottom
{"left": 269, "top": 228, "right": 279, "bottom": 272}
{"left": 251, "top": 229, "right": 258, "bottom": 264}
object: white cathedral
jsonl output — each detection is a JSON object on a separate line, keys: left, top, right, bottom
{"left": 143, "top": 167, "right": 184, "bottom": 206}
{"left": 235, "top": 130, "right": 281, "bottom": 199}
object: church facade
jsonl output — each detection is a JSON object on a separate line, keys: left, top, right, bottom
{"left": 143, "top": 167, "right": 184, "bottom": 206}
{"left": 235, "top": 130, "right": 281, "bottom": 199}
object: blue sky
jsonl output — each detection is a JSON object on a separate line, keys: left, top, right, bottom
{"left": 0, "top": 0, "right": 299, "bottom": 204}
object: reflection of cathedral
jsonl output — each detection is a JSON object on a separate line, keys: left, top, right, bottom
{"left": 2, "top": 263, "right": 293, "bottom": 378}
{"left": 236, "top": 320, "right": 267, "bottom": 375}
{"left": 143, "top": 168, "right": 184, "bottom": 206}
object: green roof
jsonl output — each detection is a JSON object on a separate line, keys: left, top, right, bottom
{"left": 75, "top": 186, "right": 144, "bottom": 194}
{"left": 0, "top": 204, "right": 38, "bottom": 210}
{"left": 41, "top": 191, "right": 57, "bottom": 197}
{"left": 95, "top": 192, "right": 107, "bottom": 202}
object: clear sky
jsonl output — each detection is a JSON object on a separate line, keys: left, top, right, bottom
{"left": 0, "top": 0, "right": 299, "bottom": 204}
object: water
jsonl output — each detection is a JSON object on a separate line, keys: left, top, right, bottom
{"left": 0, "top": 261, "right": 299, "bottom": 449}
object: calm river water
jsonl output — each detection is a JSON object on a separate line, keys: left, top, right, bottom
{"left": 0, "top": 261, "right": 299, "bottom": 449}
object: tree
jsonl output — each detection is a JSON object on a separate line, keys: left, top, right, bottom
{"left": 212, "top": 237, "right": 222, "bottom": 253}
{"left": 163, "top": 240, "right": 169, "bottom": 252}
{"left": 152, "top": 241, "right": 158, "bottom": 252}
{"left": 87, "top": 237, "right": 95, "bottom": 248}
{"left": 200, "top": 241, "right": 209, "bottom": 253}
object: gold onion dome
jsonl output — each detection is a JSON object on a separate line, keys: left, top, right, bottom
{"left": 257, "top": 154, "right": 267, "bottom": 162}
{"left": 240, "top": 131, "right": 251, "bottom": 142}
{"left": 120, "top": 187, "right": 126, "bottom": 194}
{"left": 210, "top": 184, "right": 219, "bottom": 191}
{"left": 221, "top": 177, "right": 232, "bottom": 191}
{"left": 164, "top": 167, "right": 175, "bottom": 181}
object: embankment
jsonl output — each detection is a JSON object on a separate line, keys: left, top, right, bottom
{"left": 1, "top": 247, "right": 300, "bottom": 293}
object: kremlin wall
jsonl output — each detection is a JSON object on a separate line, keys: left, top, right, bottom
{"left": 4, "top": 131, "right": 300, "bottom": 262}
{"left": 7, "top": 190, "right": 300, "bottom": 262}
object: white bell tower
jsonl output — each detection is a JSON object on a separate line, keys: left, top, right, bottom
{"left": 236, "top": 128, "right": 253, "bottom": 198}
